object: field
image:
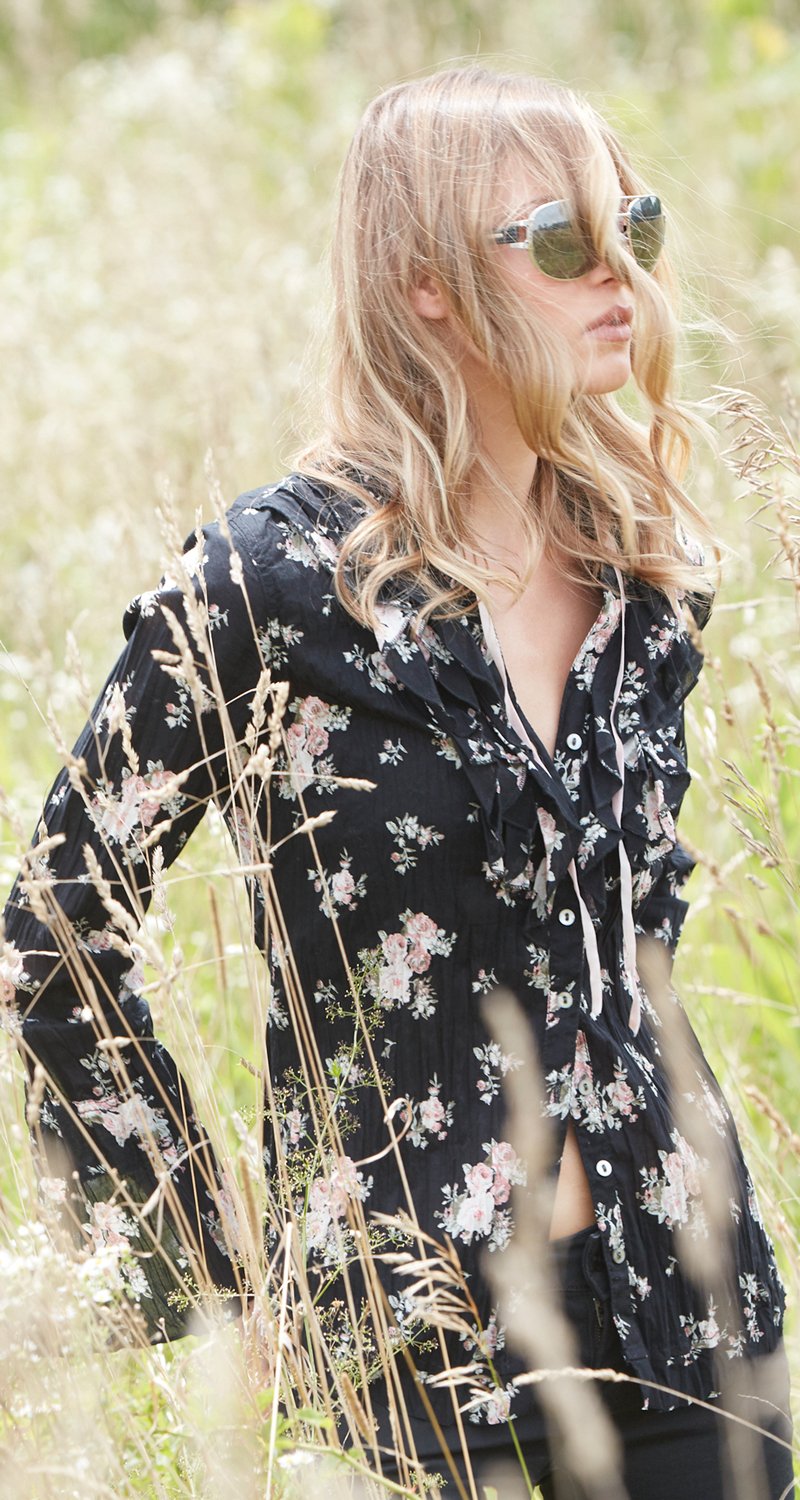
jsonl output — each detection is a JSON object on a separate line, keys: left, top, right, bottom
{"left": 0, "top": 1, "right": 798, "bottom": 1495}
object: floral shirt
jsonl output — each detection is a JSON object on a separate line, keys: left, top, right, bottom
{"left": 1, "top": 473, "right": 786, "bottom": 1431}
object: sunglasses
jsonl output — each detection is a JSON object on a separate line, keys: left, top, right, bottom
{"left": 490, "top": 193, "right": 666, "bottom": 281}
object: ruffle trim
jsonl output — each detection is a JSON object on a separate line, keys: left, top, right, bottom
{"left": 247, "top": 478, "right": 708, "bottom": 911}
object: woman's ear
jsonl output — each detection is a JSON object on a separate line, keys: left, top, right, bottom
{"left": 409, "top": 274, "right": 450, "bottom": 321}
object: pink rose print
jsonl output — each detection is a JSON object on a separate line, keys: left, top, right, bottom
{"left": 437, "top": 1140, "right": 526, "bottom": 1251}
{"left": 545, "top": 1031, "right": 647, "bottom": 1133}
{"left": 642, "top": 779, "right": 676, "bottom": 844}
{"left": 466, "top": 1161, "right": 495, "bottom": 1195}
{"left": 304, "top": 724, "right": 330, "bottom": 757}
{"left": 382, "top": 932, "right": 408, "bottom": 964}
{"left": 364, "top": 910, "right": 456, "bottom": 1019}
{"left": 456, "top": 1191, "right": 495, "bottom": 1237}
{"left": 82, "top": 926, "right": 116, "bottom": 953}
{"left": 282, "top": 695, "right": 351, "bottom": 797}
{"left": 205, "top": 1167, "right": 245, "bottom": 1258}
{"left": 406, "top": 1075, "right": 454, "bottom": 1148}
{"left": 91, "top": 761, "right": 182, "bottom": 847}
{"left": 0, "top": 942, "right": 25, "bottom": 1005}
{"left": 285, "top": 723, "right": 306, "bottom": 755}
{"left": 308, "top": 851, "right": 367, "bottom": 919}
{"left": 419, "top": 1095, "right": 446, "bottom": 1133}
{"left": 75, "top": 1092, "right": 180, "bottom": 1168}
{"left": 303, "top": 1154, "right": 373, "bottom": 1264}
{"left": 380, "top": 963, "right": 411, "bottom": 1008}
{"left": 638, "top": 1129, "right": 708, "bottom": 1233}
{"left": 573, "top": 597, "right": 622, "bottom": 689}
{"left": 404, "top": 912, "right": 440, "bottom": 949}
{"left": 89, "top": 1199, "right": 139, "bottom": 1253}
{"left": 301, "top": 696, "right": 330, "bottom": 725}
{"left": 490, "top": 1140, "right": 518, "bottom": 1171}
{"left": 38, "top": 1176, "right": 67, "bottom": 1204}
{"left": 329, "top": 869, "right": 355, "bottom": 906}
{"left": 482, "top": 1388, "right": 513, "bottom": 1425}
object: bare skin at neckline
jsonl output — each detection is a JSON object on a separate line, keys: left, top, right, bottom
{"left": 483, "top": 562, "right": 602, "bottom": 1241}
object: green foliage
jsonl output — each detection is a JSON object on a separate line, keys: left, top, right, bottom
{"left": 0, "top": 1, "right": 798, "bottom": 1494}
{"left": 0, "top": 0, "right": 233, "bottom": 71}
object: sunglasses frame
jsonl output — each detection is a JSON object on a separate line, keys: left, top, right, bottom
{"left": 490, "top": 193, "right": 666, "bottom": 280}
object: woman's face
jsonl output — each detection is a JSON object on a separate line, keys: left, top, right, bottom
{"left": 490, "top": 160, "right": 636, "bottom": 397}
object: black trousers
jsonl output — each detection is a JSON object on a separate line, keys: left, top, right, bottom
{"left": 376, "top": 1222, "right": 795, "bottom": 1499}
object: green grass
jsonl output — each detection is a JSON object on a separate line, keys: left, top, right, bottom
{"left": 0, "top": 2, "right": 798, "bottom": 1495}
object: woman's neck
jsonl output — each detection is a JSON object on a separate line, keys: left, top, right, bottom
{"left": 456, "top": 349, "right": 540, "bottom": 571}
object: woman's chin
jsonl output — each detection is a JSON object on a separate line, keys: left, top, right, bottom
{"left": 581, "top": 349, "right": 633, "bottom": 396}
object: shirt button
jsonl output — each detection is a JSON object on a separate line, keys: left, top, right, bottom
{"left": 566, "top": 732, "right": 582, "bottom": 750}
{"left": 556, "top": 991, "right": 573, "bottom": 1009}
{"left": 558, "top": 908, "right": 576, "bottom": 927}
{"left": 596, "top": 1159, "right": 612, "bottom": 1177}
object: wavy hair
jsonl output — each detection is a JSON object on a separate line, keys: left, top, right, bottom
{"left": 294, "top": 64, "right": 719, "bottom": 630}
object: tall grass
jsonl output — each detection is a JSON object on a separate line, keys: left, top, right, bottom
{"left": 0, "top": 2, "right": 798, "bottom": 1495}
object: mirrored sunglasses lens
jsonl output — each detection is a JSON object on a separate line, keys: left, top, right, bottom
{"left": 628, "top": 195, "right": 665, "bottom": 271}
{"left": 530, "top": 207, "right": 591, "bottom": 280}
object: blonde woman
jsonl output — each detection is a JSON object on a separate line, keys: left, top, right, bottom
{"left": 2, "top": 66, "right": 793, "bottom": 1497}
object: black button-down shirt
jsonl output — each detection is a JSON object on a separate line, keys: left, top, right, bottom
{"left": 2, "top": 473, "right": 786, "bottom": 1428}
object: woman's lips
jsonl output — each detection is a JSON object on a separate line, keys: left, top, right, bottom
{"left": 588, "top": 320, "right": 633, "bottom": 341}
{"left": 586, "top": 305, "right": 634, "bottom": 341}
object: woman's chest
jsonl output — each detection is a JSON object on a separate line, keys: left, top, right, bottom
{"left": 249, "top": 558, "right": 686, "bottom": 902}
{"left": 480, "top": 571, "right": 606, "bottom": 759}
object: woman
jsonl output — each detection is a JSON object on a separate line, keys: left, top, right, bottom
{"left": 1, "top": 66, "right": 793, "bottom": 1498}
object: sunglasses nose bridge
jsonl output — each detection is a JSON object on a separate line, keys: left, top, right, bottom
{"left": 507, "top": 193, "right": 664, "bottom": 280}
{"left": 581, "top": 200, "right": 637, "bottom": 269}
{"left": 582, "top": 209, "right": 633, "bottom": 276}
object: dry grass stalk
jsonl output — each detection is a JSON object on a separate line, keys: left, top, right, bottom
{"left": 0, "top": 5, "right": 797, "bottom": 1494}
{"left": 479, "top": 986, "right": 628, "bottom": 1500}
{"left": 636, "top": 937, "right": 778, "bottom": 1500}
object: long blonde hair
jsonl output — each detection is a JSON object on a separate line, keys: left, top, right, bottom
{"left": 294, "top": 64, "right": 718, "bottom": 630}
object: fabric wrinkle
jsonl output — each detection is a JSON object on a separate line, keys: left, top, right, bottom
{"left": 1, "top": 472, "right": 787, "bottom": 1436}
{"left": 479, "top": 573, "right": 640, "bottom": 1033}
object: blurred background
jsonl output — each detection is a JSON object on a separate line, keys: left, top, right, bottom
{"left": 0, "top": 0, "right": 798, "bottom": 1492}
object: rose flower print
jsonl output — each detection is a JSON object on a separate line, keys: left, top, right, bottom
{"left": 436, "top": 1139, "right": 527, "bottom": 1252}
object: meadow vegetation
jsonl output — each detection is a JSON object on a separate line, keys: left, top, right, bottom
{"left": 0, "top": 1, "right": 798, "bottom": 1494}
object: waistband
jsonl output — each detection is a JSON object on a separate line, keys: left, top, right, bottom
{"left": 547, "top": 1220, "right": 607, "bottom": 1296}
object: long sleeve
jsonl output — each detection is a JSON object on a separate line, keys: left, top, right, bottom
{"left": 633, "top": 833, "right": 695, "bottom": 960}
{"left": 633, "top": 577, "right": 713, "bottom": 966}
{"left": 1, "top": 513, "right": 268, "bottom": 1343}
